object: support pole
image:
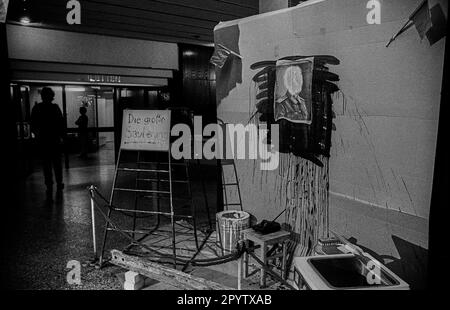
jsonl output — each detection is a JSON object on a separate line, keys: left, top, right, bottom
{"left": 186, "top": 161, "right": 199, "bottom": 249}
{"left": 131, "top": 151, "right": 141, "bottom": 239}
{"left": 168, "top": 150, "right": 177, "bottom": 269}
{"left": 99, "top": 148, "right": 122, "bottom": 267}
{"left": 237, "top": 254, "right": 243, "bottom": 290}
{"left": 89, "top": 185, "right": 98, "bottom": 260}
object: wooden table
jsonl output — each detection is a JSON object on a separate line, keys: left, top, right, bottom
{"left": 239, "top": 229, "right": 291, "bottom": 288}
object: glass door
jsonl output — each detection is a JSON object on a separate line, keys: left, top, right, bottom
{"left": 12, "top": 84, "right": 34, "bottom": 177}
{"left": 12, "top": 83, "right": 165, "bottom": 174}
{"left": 65, "top": 85, "right": 115, "bottom": 167}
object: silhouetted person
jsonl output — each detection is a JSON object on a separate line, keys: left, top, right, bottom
{"left": 31, "top": 87, "right": 65, "bottom": 199}
{"left": 75, "top": 106, "right": 89, "bottom": 158}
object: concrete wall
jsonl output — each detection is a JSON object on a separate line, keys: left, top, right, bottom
{"left": 7, "top": 24, "right": 178, "bottom": 70}
{"left": 214, "top": 0, "right": 446, "bottom": 288}
{"left": 259, "top": 0, "right": 289, "bottom": 13}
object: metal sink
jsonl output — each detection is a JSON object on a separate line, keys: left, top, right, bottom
{"left": 308, "top": 255, "right": 397, "bottom": 288}
{"left": 293, "top": 254, "right": 409, "bottom": 290}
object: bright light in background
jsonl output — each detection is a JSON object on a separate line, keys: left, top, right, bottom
{"left": 66, "top": 87, "right": 86, "bottom": 92}
{"left": 20, "top": 16, "right": 31, "bottom": 25}
{"left": 183, "top": 50, "right": 197, "bottom": 57}
{"left": 19, "top": 0, "right": 31, "bottom": 25}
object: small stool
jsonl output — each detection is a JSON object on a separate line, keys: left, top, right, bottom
{"left": 241, "top": 229, "right": 290, "bottom": 288}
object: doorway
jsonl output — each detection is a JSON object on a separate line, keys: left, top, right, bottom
{"left": 64, "top": 85, "right": 115, "bottom": 168}
{"left": 11, "top": 83, "right": 167, "bottom": 174}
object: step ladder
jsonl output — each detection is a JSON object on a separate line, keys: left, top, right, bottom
{"left": 220, "top": 159, "right": 243, "bottom": 211}
{"left": 98, "top": 150, "right": 202, "bottom": 268}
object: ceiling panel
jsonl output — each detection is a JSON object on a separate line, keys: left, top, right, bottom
{"left": 6, "top": 0, "right": 259, "bottom": 44}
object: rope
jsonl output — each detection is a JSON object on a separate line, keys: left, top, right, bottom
{"left": 89, "top": 186, "right": 295, "bottom": 288}
{"left": 91, "top": 186, "right": 160, "bottom": 219}
{"left": 89, "top": 186, "right": 243, "bottom": 267}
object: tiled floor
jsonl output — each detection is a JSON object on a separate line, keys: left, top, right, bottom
{"left": 3, "top": 162, "right": 123, "bottom": 289}
{"left": 2, "top": 149, "right": 220, "bottom": 290}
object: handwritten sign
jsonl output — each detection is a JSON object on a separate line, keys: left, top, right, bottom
{"left": 120, "top": 110, "right": 171, "bottom": 151}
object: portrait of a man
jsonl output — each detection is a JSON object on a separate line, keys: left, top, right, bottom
{"left": 274, "top": 57, "right": 313, "bottom": 124}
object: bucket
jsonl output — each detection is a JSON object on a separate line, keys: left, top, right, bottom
{"left": 216, "top": 210, "right": 250, "bottom": 254}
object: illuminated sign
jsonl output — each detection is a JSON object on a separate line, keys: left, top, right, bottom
{"left": 87, "top": 74, "right": 122, "bottom": 83}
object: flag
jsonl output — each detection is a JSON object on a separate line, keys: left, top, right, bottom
{"left": 410, "top": 0, "right": 432, "bottom": 40}
{"left": 386, "top": 0, "right": 446, "bottom": 47}
{"left": 0, "top": 0, "right": 9, "bottom": 23}
{"left": 411, "top": 0, "right": 447, "bottom": 45}
{"left": 426, "top": 2, "right": 447, "bottom": 45}
{"left": 210, "top": 44, "right": 242, "bottom": 68}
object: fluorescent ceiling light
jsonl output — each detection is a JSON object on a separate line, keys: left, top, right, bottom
{"left": 183, "top": 51, "right": 197, "bottom": 57}
{"left": 66, "top": 87, "right": 86, "bottom": 92}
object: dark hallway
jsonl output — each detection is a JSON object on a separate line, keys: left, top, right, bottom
{"left": 2, "top": 159, "right": 219, "bottom": 289}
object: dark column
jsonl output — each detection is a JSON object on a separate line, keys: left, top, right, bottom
{"left": 0, "top": 22, "right": 16, "bottom": 289}
{"left": 428, "top": 18, "right": 449, "bottom": 289}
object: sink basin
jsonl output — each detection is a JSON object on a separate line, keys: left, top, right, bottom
{"left": 293, "top": 254, "right": 409, "bottom": 290}
{"left": 308, "top": 255, "right": 398, "bottom": 288}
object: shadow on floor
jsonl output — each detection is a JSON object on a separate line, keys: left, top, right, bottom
{"left": 348, "top": 235, "right": 428, "bottom": 290}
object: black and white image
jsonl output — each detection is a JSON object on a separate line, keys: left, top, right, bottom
{"left": 0, "top": 0, "right": 448, "bottom": 298}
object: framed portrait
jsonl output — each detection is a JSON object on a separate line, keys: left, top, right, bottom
{"left": 274, "top": 57, "right": 314, "bottom": 124}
